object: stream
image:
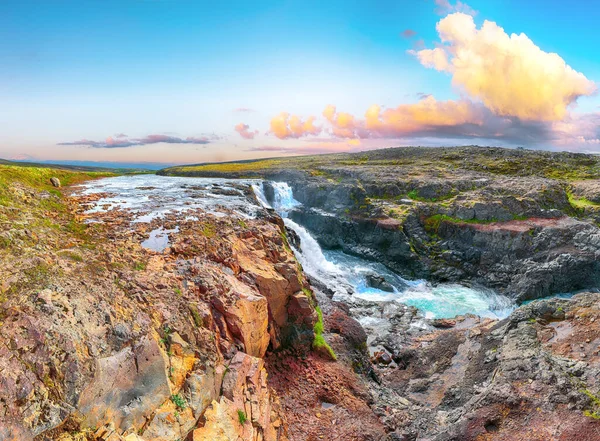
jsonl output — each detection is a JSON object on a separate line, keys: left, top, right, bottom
{"left": 77, "top": 175, "right": 516, "bottom": 319}
{"left": 252, "top": 181, "right": 516, "bottom": 319}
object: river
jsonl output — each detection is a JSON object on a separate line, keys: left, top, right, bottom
{"left": 77, "top": 174, "right": 516, "bottom": 319}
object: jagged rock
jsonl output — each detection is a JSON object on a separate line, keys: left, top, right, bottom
{"left": 184, "top": 366, "right": 225, "bottom": 418}
{"left": 193, "top": 352, "right": 285, "bottom": 441}
{"left": 366, "top": 274, "right": 395, "bottom": 292}
{"left": 213, "top": 274, "right": 270, "bottom": 358}
{"left": 432, "top": 318, "right": 456, "bottom": 328}
{"left": 77, "top": 335, "right": 171, "bottom": 432}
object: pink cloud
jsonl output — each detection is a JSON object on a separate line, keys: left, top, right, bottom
{"left": 235, "top": 123, "right": 259, "bottom": 139}
{"left": 58, "top": 134, "right": 212, "bottom": 148}
{"left": 402, "top": 29, "right": 417, "bottom": 38}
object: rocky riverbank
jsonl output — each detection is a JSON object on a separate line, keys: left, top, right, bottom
{"left": 160, "top": 146, "right": 600, "bottom": 302}
{"left": 0, "top": 167, "right": 325, "bottom": 440}
{"left": 3, "top": 158, "right": 600, "bottom": 441}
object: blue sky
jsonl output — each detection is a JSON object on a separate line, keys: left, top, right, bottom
{"left": 1, "top": 0, "right": 599, "bottom": 164}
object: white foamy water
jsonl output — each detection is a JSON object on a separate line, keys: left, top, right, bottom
{"left": 77, "top": 174, "right": 264, "bottom": 222}
{"left": 254, "top": 181, "right": 516, "bottom": 319}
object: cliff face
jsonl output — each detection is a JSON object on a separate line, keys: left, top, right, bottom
{"left": 164, "top": 146, "right": 600, "bottom": 302}
{"left": 0, "top": 167, "right": 319, "bottom": 441}
{"left": 5, "top": 161, "right": 600, "bottom": 441}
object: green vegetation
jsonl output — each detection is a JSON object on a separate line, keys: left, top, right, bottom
{"left": 407, "top": 189, "right": 456, "bottom": 203}
{"left": 160, "top": 146, "right": 600, "bottom": 183}
{"left": 567, "top": 191, "right": 600, "bottom": 210}
{"left": 0, "top": 164, "right": 112, "bottom": 194}
{"left": 423, "top": 213, "right": 530, "bottom": 235}
{"left": 582, "top": 389, "right": 600, "bottom": 420}
{"left": 59, "top": 251, "right": 84, "bottom": 262}
{"left": 312, "top": 306, "right": 337, "bottom": 360}
{"left": 200, "top": 222, "right": 216, "bottom": 238}
{"left": 189, "top": 304, "right": 204, "bottom": 327}
{"left": 170, "top": 394, "right": 187, "bottom": 410}
{"left": 164, "top": 158, "right": 285, "bottom": 176}
{"left": 133, "top": 261, "right": 146, "bottom": 271}
{"left": 237, "top": 410, "right": 248, "bottom": 425}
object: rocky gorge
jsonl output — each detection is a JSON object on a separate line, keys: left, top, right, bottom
{"left": 2, "top": 146, "right": 600, "bottom": 441}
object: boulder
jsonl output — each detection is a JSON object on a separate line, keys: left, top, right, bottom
{"left": 366, "top": 274, "right": 395, "bottom": 292}
{"left": 193, "top": 352, "right": 283, "bottom": 441}
{"left": 77, "top": 335, "right": 171, "bottom": 433}
{"left": 50, "top": 177, "right": 61, "bottom": 187}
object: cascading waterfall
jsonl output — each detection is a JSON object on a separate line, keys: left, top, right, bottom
{"left": 253, "top": 181, "right": 516, "bottom": 319}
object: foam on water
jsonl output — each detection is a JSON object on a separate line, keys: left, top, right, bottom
{"left": 255, "top": 181, "right": 516, "bottom": 319}
{"left": 77, "top": 174, "right": 264, "bottom": 221}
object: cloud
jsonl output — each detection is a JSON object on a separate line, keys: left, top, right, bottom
{"left": 235, "top": 123, "right": 259, "bottom": 139}
{"left": 434, "top": 0, "right": 477, "bottom": 16}
{"left": 234, "top": 107, "right": 255, "bottom": 113}
{"left": 413, "top": 13, "right": 597, "bottom": 121}
{"left": 269, "top": 112, "right": 322, "bottom": 139}
{"left": 365, "top": 96, "right": 485, "bottom": 136}
{"left": 551, "top": 113, "right": 600, "bottom": 148}
{"left": 114, "top": 133, "right": 128, "bottom": 138}
{"left": 267, "top": 95, "right": 556, "bottom": 146}
{"left": 58, "top": 134, "right": 212, "bottom": 148}
{"left": 323, "top": 105, "right": 370, "bottom": 138}
{"left": 402, "top": 29, "right": 417, "bottom": 38}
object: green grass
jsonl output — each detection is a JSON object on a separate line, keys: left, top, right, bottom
{"left": 407, "top": 189, "right": 455, "bottom": 203}
{"left": 164, "top": 158, "right": 285, "bottom": 176}
{"left": 189, "top": 304, "right": 204, "bottom": 327}
{"left": 237, "top": 410, "right": 248, "bottom": 425}
{"left": 200, "top": 222, "right": 216, "bottom": 238}
{"left": 567, "top": 191, "right": 600, "bottom": 210}
{"left": 170, "top": 394, "right": 187, "bottom": 410}
{"left": 582, "top": 389, "right": 600, "bottom": 420}
{"left": 158, "top": 147, "right": 600, "bottom": 186}
{"left": 423, "top": 213, "right": 530, "bottom": 235}
{"left": 0, "top": 164, "right": 112, "bottom": 195}
{"left": 312, "top": 306, "right": 336, "bottom": 360}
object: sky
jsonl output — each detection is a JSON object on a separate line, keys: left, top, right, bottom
{"left": 1, "top": 0, "right": 599, "bottom": 165}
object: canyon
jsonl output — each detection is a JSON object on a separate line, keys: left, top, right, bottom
{"left": 2, "top": 146, "right": 600, "bottom": 441}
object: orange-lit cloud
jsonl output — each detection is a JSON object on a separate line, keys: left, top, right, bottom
{"left": 269, "top": 112, "right": 321, "bottom": 139}
{"left": 323, "top": 105, "right": 368, "bottom": 138}
{"left": 413, "top": 13, "right": 597, "bottom": 121}
{"left": 366, "top": 96, "right": 484, "bottom": 135}
{"left": 234, "top": 123, "right": 258, "bottom": 139}
{"left": 321, "top": 96, "right": 487, "bottom": 139}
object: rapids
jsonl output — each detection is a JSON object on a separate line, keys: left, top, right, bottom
{"left": 254, "top": 181, "right": 516, "bottom": 319}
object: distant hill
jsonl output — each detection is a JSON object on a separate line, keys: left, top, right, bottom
{"left": 0, "top": 158, "right": 155, "bottom": 173}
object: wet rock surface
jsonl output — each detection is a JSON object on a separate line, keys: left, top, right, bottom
{"left": 190, "top": 146, "right": 600, "bottom": 302}
{"left": 0, "top": 176, "right": 317, "bottom": 441}
{"left": 4, "top": 163, "right": 600, "bottom": 441}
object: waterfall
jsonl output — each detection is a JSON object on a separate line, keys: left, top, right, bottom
{"left": 251, "top": 183, "right": 271, "bottom": 209}
{"left": 283, "top": 218, "right": 341, "bottom": 276}
{"left": 251, "top": 180, "right": 516, "bottom": 319}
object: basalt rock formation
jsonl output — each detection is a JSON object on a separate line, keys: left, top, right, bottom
{"left": 161, "top": 146, "right": 600, "bottom": 302}
{"left": 4, "top": 153, "right": 600, "bottom": 441}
